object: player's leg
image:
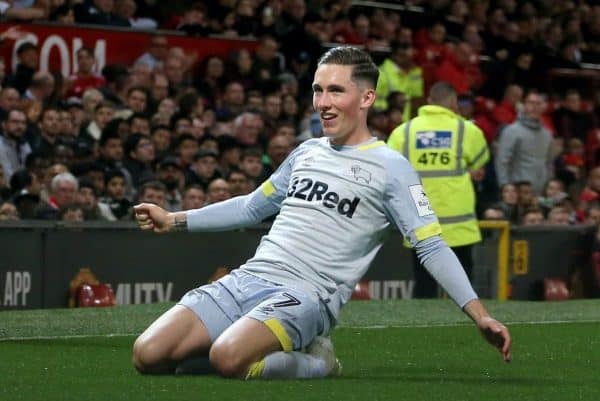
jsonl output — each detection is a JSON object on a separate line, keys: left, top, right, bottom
{"left": 209, "top": 287, "right": 338, "bottom": 379}
{"left": 132, "top": 304, "right": 212, "bottom": 374}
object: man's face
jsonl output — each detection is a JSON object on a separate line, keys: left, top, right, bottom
{"left": 589, "top": 168, "right": 600, "bottom": 193}
{"left": 3, "top": 110, "right": 27, "bottom": 140}
{"left": 77, "top": 187, "right": 97, "bottom": 210}
{"left": 140, "top": 188, "right": 166, "bottom": 208}
{"left": 312, "top": 64, "right": 371, "bottom": 143}
{"left": 53, "top": 180, "right": 77, "bottom": 207}
{"left": 228, "top": 172, "right": 250, "bottom": 196}
{"left": 586, "top": 208, "right": 600, "bottom": 226}
{"left": 239, "top": 155, "right": 263, "bottom": 178}
{"left": 101, "top": 138, "right": 123, "bottom": 161}
{"left": 182, "top": 188, "right": 205, "bottom": 210}
{"left": 130, "top": 118, "right": 150, "bottom": 135}
{"left": 264, "top": 95, "right": 282, "bottom": 120}
{"left": 224, "top": 83, "right": 245, "bottom": 106}
{"left": 152, "top": 75, "right": 169, "bottom": 101}
{"left": 131, "top": 137, "right": 155, "bottom": 163}
{"left": 178, "top": 139, "right": 198, "bottom": 164}
{"left": 522, "top": 212, "right": 544, "bottom": 225}
{"left": 149, "top": 36, "right": 168, "bottom": 60}
{"left": 0, "top": 88, "right": 20, "bottom": 110}
{"left": 523, "top": 93, "right": 546, "bottom": 120}
{"left": 40, "top": 110, "right": 61, "bottom": 137}
{"left": 193, "top": 156, "right": 217, "bottom": 179}
{"left": 127, "top": 90, "right": 147, "bottom": 113}
{"left": 518, "top": 185, "right": 535, "bottom": 205}
{"left": 207, "top": 179, "right": 231, "bottom": 203}
{"left": 152, "top": 128, "right": 171, "bottom": 152}
{"left": 236, "top": 116, "right": 261, "bottom": 146}
{"left": 94, "top": 106, "right": 114, "bottom": 129}
{"left": 20, "top": 49, "right": 39, "bottom": 70}
{"left": 77, "top": 50, "right": 94, "bottom": 74}
{"left": 267, "top": 135, "right": 292, "bottom": 168}
{"left": 106, "top": 176, "right": 126, "bottom": 199}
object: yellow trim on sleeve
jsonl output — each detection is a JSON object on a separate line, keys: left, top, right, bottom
{"left": 263, "top": 318, "right": 293, "bottom": 352}
{"left": 245, "top": 359, "right": 266, "bottom": 380}
{"left": 414, "top": 222, "right": 442, "bottom": 241}
{"left": 357, "top": 140, "right": 385, "bottom": 151}
{"left": 262, "top": 180, "right": 275, "bottom": 197}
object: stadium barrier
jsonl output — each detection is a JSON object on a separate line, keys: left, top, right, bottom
{"left": 0, "top": 222, "right": 595, "bottom": 309}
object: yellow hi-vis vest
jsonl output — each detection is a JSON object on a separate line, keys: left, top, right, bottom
{"left": 387, "top": 105, "right": 490, "bottom": 247}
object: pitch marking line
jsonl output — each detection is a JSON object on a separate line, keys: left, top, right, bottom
{"left": 1, "top": 319, "right": 599, "bottom": 342}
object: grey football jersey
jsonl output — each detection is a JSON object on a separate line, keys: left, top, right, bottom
{"left": 240, "top": 137, "right": 441, "bottom": 320}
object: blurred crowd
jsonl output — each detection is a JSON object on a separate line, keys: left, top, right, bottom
{"left": 0, "top": 0, "right": 598, "bottom": 230}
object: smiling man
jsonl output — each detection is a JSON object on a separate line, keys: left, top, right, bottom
{"left": 132, "top": 47, "right": 511, "bottom": 380}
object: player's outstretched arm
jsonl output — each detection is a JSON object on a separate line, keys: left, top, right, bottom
{"left": 134, "top": 203, "right": 184, "bottom": 234}
{"left": 463, "top": 299, "right": 512, "bottom": 363}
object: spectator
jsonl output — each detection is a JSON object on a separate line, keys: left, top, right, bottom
{"left": 135, "top": 35, "right": 169, "bottom": 71}
{"left": 123, "top": 133, "right": 155, "bottom": 187}
{"left": 180, "top": 183, "right": 205, "bottom": 211}
{"left": 260, "top": 134, "right": 292, "bottom": 179}
{"left": 233, "top": 112, "right": 262, "bottom": 147}
{"left": 137, "top": 180, "right": 167, "bottom": 209}
{"left": 99, "top": 169, "right": 131, "bottom": 220}
{"left": 584, "top": 203, "right": 600, "bottom": 226}
{"left": 435, "top": 42, "right": 482, "bottom": 95}
{"left": 547, "top": 206, "right": 571, "bottom": 225}
{"left": 114, "top": 0, "right": 157, "bottom": 29}
{"left": 251, "top": 35, "right": 283, "bottom": 85}
{"left": 35, "top": 171, "right": 78, "bottom": 219}
{"left": 125, "top": 86, "right": 148, "bottom": 115}
{"left": 9, "top": 169, "right": 41, "bottom": 219}
{"left": 186, "top": 149, "right": 220, "bottom": 190}
{"left": 74, "top": 0, "right": 128, "bottom": 26}
{"left": 0, "top": 1, "right": 47, "bottom": 21}
{"left": 0, "top": 164, "right": 8, "bottom": 200}
{"left": 0, "top": 200, "right": 18, "bottom": 220}
{"left": 495, "top": 89, "right": 553, "bottom": 194}
{"left": 151, "top": 125, "right": 172, "bottom": 161}
{"left": 156, "top": 157, "right": 184, "bottom": 212}
{"left": 238, "top": 147, "right": 263, "bottom": 187}
{"left": 538, "top": 178, "right": 568, "bottom": 216}
{"left": 227, "top": 169, "right": 250, "bottom": 197}
{"left": 0, "top": 109, "right": 31, "bottom": 180}
{"left": 578, "top": 166, "right": 600, "bottom": 215}
{"left": 77, "top": 178, "right": 116, "bottom": 221}
{"left": 0, "top": 87, "right": 21, "bottom": 121}
{"left": 65, "top": 47, "right": 106, "bottom": 98}
{"left": 24, "top": 72, "right": 55, "bottom": 104}
{"left": 216, "top": 135, "right": 241, "bottom": 178}
{"left": 521, "top": 207, "right": 545, "bottom": 226}
{"left": 206, "top": 177, "right": 231, "bottom": 204}
{"left": 4, "top": 42, "right": 38, "bottom": 95}
{"left": 128, "top": 113, "right": 151, "bottom": 136}
{"left": 30, "top": 107, "right": 62, "bottom": 158}
{"left": 81, "top": 101, "right": 115, "bottom": 143}
{"left": 59, "top": 203, "right": 85, "bottom": 221}
{"left": 216, "top": 81, "right": 245, "bottom": 119}
{"left": 173, "top": 134, "right": 198, "bottom": 169}
{"left": 482, "top": 205, "right": 505, "bottom": 220}
{"left": 375, "top": 42, "right": 424, "bottom": 121}
{"left": 491, "top": 84, "right": 523, "bottom": 128}
{"left": 553, "top": 89, "right": 595, "bottom": 142}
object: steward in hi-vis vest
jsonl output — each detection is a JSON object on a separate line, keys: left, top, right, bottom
{"left": 388, "top": 81, "right": 489, "bottom": 297}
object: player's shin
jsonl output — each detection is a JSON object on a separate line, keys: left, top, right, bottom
{"left": 245, "top": 351, "right": 328, "bottom": 379}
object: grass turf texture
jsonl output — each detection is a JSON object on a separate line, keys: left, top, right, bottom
{"left": 1, "top": 300, "right": 599, "bottom": 401}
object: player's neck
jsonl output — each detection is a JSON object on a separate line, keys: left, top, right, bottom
{"left": 329, "top": 129, "right": 373, "bottom": 147}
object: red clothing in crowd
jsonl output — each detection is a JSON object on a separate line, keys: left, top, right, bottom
{"left": 434, "top": 56, "right": 471, "bottom": 94}
{"left": 66, "top": 74, "right": 106, "bottom": 98}
{"left": 492, "top": 100, "right": 518, "bottom": 126}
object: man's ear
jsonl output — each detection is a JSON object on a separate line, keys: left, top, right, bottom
{"left": 361, "top": 88, "right": 376, "bottom": 109}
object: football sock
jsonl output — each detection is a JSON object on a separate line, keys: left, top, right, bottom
{"left": 246, "top": 351, "right": 327, "bottom": 379}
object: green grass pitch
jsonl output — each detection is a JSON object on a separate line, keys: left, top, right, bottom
{"left": 1, "top": 300, "right": 599, "bottom": 401}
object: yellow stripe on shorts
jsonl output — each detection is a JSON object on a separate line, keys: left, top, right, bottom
{"left": 262, "top": 180, "right": 275, "bottom": 197}
{"left": 414, "top": 222, "right": 442, "bottom": 241}
{"left": 264, "top": 318, "right": 293, "bottom": 352}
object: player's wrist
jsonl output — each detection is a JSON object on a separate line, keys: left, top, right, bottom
{"left": 169, "top": 212, "right": 188, "bottom": 232}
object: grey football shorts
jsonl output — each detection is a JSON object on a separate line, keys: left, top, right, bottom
{"left": 178, "top": 269, "right": 332, "bottom": 351}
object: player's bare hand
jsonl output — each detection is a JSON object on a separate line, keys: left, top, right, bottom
{"left": 477, "top": 316, "right": 512, "bottom": 362}
{"left": 134, "top": 203, "right": 173, "bottom": 233}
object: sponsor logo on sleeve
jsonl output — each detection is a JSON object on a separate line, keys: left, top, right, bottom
{"left": 409, "top": 184, "right": 434, "bottom": 217}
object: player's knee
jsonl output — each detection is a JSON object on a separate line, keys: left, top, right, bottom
{"left": 132, "top": 336, "right": 167, "bottom": 374}
{"left": 209, "top": 341, "right": 246, "bottom": 378}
